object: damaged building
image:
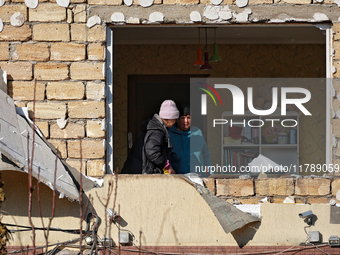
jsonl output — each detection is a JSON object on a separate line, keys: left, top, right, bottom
{"left": 1, "top": 0, "right": 340, "bottom": 253}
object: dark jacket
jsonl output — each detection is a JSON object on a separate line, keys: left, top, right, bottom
{"left": 120, "top": 119, "right": 150, "bottom": 174}
{"left": 142, "top": 114, "right": 173, "bottom": 174}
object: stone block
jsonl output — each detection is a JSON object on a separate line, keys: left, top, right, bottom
{"left": 50, "top": 122, "right": 85, "bottom": 139}
{"left": 46, "top": 82, "right": 85, "bottom": 100}
{"left": 70, "top": 62, "right": 104, "bottom": 80}
{"left": 67, "top": 139, "right": 105, "bottom": 159}
{"left": 29, "top": 3, "right": 66, "bottom": 22}
{"left": 66, "top": 159, "right": 86, "bottom": 173}
{"left": 88, "top": 25, "right": 105, "bottom": 42}
{"left": 86, "top": 82, "right": 105, "bottom": 100}
{"left": 332, "top": 159, "right": 340, "bottom": 177}
{"left": 307, "top": 197, "right": 332, "bottom": 204}
{"left": 0, "top": 5, "right": 27, "bottom": 23}
{"left": 34, "top": 63, "right": 69, "bottom": 81}
{"left": 71, "top": 24, "right": 87, "bottom": 41}
{"left": 334, "top": 41, "right": 340, "bottom": 60}
{"left": 48, "top": 139, "right": 67, "bottom": 159}
{"left": 7, "top": 81, "right": 46, "bottom": 101}
{"left": 15, "top": 101, "right": 27, "bottom": 107}
{"left": 51, "top": 43, "right": 86, "bottom": 61}
{"left": 334, "top": 23, "right": 340, "bottom": 41}
{"left": 332, "top": 179, "right": 340, "bottom": 196}
{"left": 88, "top": 0, "right": 122, "bottom": 4}
{"left": 0, "top": 62, "right": 32, "bottom": 80}
{"left": 0, "top": 43, "right": 9, "bottom": 61}
{"left": 295, "top": 178, "right": 330, "bottom": 196}
{"left": 281, "top": 0, "right": 311, "bottom": 3}
{"left": 255, "top": 178, "right": 294, "bottom": 196}
{"left": 33, "top": 24, "right": 70, "bottom": 42}
{"left": 248, "top": 0, "right": 272, "bottom": 3}
{"left": 202, "top": 178, "right": 215, "bottom": 194}
{"left": 71, "top": 0, "right": 86, "bottom": 3}
{"left": 333, "top": 79, "right": 340, "bottom": 94}
{"left": 163, "top": 0, "right": 198, "bottom": 4}
{"left": 0, "top": 25, "right": 31, "bottom": 42}
{"left": 334, "top": 60, "right": 340, "bottom": 79}
{"left": 216, "top": 179, "right": 254, "bottom": 197}
{"left": 87, "top": 120, "right": 105, "bottom": 138}
{"left": 68, "top": 101, "right": 105, "bottom": 118}
{"left": 35, "top": 121, "right": 49, "bottom": 138}
{"left": 87, "top": 160, "right": 105, "bottom": 177}
{"left": 73, "top": 4, "right": 86, "bottom": 23}
{"left": 236, "top": 197, "right": 263, "bottom": 204}
{"left": 333, "top": 119, "right": 340, "bottom": 138}
{"left": 12, "top": 43, "right": 49, "bottom": 61}
{"left": 67, "top": 9, "right": 73, "bottom": 23}
{"left": 88, "top": 43, "right": 105, "bottom": 61}
{"left": 27, "top": 102, "right": 67, "bottom": 119}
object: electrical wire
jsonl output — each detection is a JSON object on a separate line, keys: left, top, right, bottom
{"left": 311, "top": 243, "right": 330, "bottom": 255}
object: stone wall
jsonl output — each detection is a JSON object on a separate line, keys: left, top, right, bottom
{"left": 0, "top": 0, "right": 340, "bottom": 180}
{"left": 203, "top": 177, "right": 340, "bottom": 204}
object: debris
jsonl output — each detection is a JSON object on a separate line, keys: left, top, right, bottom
{"left": 87, "top": 16, "right": 101, "bottom": 28}
{"left": 236, "top": 0, "right": 248, "bottom": 8}
{"left": 203, "top": 6, "right": 220, "bottom": 20}
{"left": 25, "top": 0, "right": 39, "bottom": 9}
{"left": 333, "top": 65, "right": 337, "bottom": 74}
{"left": 185, "top": 173, "right": 204, "bottom": 186}
{"left": 139, "top": 0, "right": 154, "bottom": 8}
{"left": 330, "top": 199, "right": 336, "bottom": 206}
{"left": 124, "top": 0, "right": 133, "bottom": 6}
{"left": 0, "top": 19, "right": 3, "bottom": 33}
{"left": 10, "top": 12, "right": 25, "bottom": 27}
{"left": 235, "top": 204, "right": 261, "bottom": 219}
{"left": 57, "top": 0, "right": 70, "bottom": 8}
{"left": 0, "top": 0, "right": 4, "bottom": 7}
{"left": 126, "top": 17, "right": 140, "bottom": 24}
{"left": 239, "top": 174, "right": 251, "bottom": 179}
{"left": 313, "top": 13, "right": 329, "bottom": 21}
{"left": 335, "top": 0, "right": 340, "bottom": 7}
{"left": 259, "top": 197, "right": 268, "bottom": 203}
{"left": 211, "top": 0, "right": 223, "bottom": 5}
{"left": 337, "top": 110, "right": 340, "bottom": 119}
{"left": 316, "top": 0, "right": 323, "bottom": 2}
{"left": 332, "top": 85, "right": 336, "bottom": 97}
{"left": 111, "top": 12, "right": 125, "bottom": 22}
{"left": 283, "top": 196, "right": 295, "bottom": 204}
{"left": 149, "top": 12, "right": 164, "bottom": 22}
{"left": 57, "top": 118, "right": 67, "bottom": 129}
{"left": 332, "top": 108, "right": 336, "bottom": 118}
{"left": 190, "top": 11, "right": 201, "bottom": 22}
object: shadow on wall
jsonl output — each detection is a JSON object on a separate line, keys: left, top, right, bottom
{"left": 0, "top": 171, "right": 95, "bottom": 219}
{"left": 231, "top": 221, "right": 261, "bottom": 248}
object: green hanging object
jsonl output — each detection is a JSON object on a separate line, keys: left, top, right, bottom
{"left": 209, "top": 28, "right": 222, "bottom": 62}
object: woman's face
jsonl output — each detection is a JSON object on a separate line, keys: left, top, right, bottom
{"left": 162, "top": 119, "right": 176, "bottom": 128}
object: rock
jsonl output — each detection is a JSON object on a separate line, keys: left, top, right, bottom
{"left": 25, "top": 0, "right": 39, "bottom": 9}
{"left": 219, "top": 10, "right": 232, "bottom": 20}
{"left": 111, "top": 12, "right": 125, "bottom": 22}
{"left": 283, "top": 196, "right": 295, "bottom": 204}
{"left": 87, "top": 16, "right": 101, "bottom": 28}
{"left": 0, "top": 19, "right": 3, "bottom": 33}
{"left": 126, "top": 17, "right": 140, "bottom": 24}
{"left": 190, "top": 11, "right": 201, "bottom": 22}
{"left": 10, "top": 13, "right": 25, "bottom": 27}
{"left": 335, "top": 0, "right": 340, "bottom": 7}
{"left": 211, "top": 0, "right": 223, "bottom": 5}
{"left": 236, "top": 0, "right": 248, "bottom": 8}
{"left": 337, "top": 190, "right": 340, "bottom": 201}
{"left": 203, "top": 6, "right": 220, "bottom": 20}
{"left": 313, "top": 13, "right": 329, "bottom": 21}
{"left": 149, "top": 12, "right": 164, "bottom": 22}
{"left": 57, "top": 0, "right": 70, "bottom": 7}
{"left": 124, "top": 0, "right": 133, "bottom": 6}
{"left": 0, "top": 0, "right": 5, "bottom": 7}
{"left": 57, "top": 118, "right": 67, "bottom": 129}
{"left": 139, "top": 0, "right": 154, "bottom": 7}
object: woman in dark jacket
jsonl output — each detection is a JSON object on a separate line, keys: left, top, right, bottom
{"left": 121, "top": 100, "right": 179, "bottom": 174}
{"left": 142, "top": 100, "right": 179, "bottom": 174}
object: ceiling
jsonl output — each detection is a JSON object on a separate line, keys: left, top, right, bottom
{"left": 111, "top": 24, "right": 326, "bottom": 45}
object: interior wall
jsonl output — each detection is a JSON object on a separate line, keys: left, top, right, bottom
{"left": 114, "top": 44, "right": 326, "bottom": 169}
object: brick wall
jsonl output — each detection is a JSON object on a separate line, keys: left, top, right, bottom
{"left": 0, "top": 0, "right": 340, "bottom": 179}
{"left": 203, "top": 177, "right": 340, "bottom": 204}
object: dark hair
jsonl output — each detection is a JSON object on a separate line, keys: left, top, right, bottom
{"left": 179, "top": 106, "right": 190, "bottom": 117}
